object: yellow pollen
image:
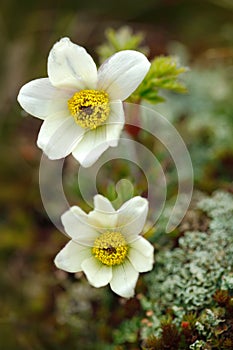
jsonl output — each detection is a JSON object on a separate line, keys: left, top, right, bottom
{"left": 68, "top": 89, "right": 110, "bottom": 129}
{"left": 92, "top": 231, "right": 128, "bottom": 266}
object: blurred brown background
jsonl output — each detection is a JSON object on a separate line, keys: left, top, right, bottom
{"left": 0, "top": 0, "right": 232, "bottom": 349}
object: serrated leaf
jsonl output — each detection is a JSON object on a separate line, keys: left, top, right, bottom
{"left": 129, "top": 55, "right": 188, "bottom": 104}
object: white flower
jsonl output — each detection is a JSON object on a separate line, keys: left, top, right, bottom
{"left": 54, "top": 195, "right": 154, "bottom": 298}
{"left": 17, "top": 37, "right": 150, "bottom": 167}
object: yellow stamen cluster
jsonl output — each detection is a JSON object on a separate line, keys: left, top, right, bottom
{"left": 92, "top": 231, "right": 128, "bottom": 266}
{"left": 68, "top": 89, "right": 110, "bottom": 129}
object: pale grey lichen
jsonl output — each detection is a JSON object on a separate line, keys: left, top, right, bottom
{"left": 195, "top": 308, "right": 225, "bottom": 340}
{"left": 189, "top": 339, "right": 206, "bottom": 350}
{"left": 141, "top": 191, "right": 233, "bottom": 338}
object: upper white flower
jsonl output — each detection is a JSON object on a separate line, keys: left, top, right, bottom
{"left": 17, "top": 37, "right": 150, "bottom": 167}
{"left": 54, "top": 195, "right": 154, "bottom": 298}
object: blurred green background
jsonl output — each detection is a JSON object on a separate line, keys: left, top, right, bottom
{"left": 0, "top": 0, "right": 232, "bottom": 349}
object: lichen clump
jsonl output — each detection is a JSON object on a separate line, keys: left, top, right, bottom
{"left": 140, "top": 191, "right": 233, "bottom": 348}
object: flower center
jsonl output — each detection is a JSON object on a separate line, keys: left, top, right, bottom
{"left": 92, "top": 231, "right": 128, "bottom": 266}
{"left": 68, "top": 89, "right": 110, "bottom": 129}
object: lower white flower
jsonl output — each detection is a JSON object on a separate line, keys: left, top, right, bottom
{"left": 54, "top": 195, "right": 154, "bottom": 298}
{"left": 17, "top": 37, "right": 150, "bottom": 167}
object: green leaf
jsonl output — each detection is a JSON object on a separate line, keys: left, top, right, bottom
{"left": 130, "top": 56, "right": 188, "bottom": 104}
{"left": 96, "top": 26, "right": 149, "bottom": 63}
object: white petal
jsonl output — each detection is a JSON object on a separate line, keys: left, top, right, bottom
{"left": 97, "top": 50, "right": 150, "bottom": 101}
{"left": 107, "top": 101, "right": 125, "bottom": 147}
{"left": 81, "top": 257, "right": 112, "bottom": 287}
{"left": 110, "top": 259, "right": 139, "bottom": 298}
{"left": 117, "top": 196, "right": 148, "bottom": 239}
{"left": 93, "top": 194, "right": 115, "bottom": 212}
{"left": 37, "top": 113, "right": 84, "bottom": 159}
{"left": 61, "top": 207, "right": 99, "bottom": 246}
{"left": 71, "top": 101, "right": 124, "bottom": 167}
{"left": 54, "top": 240, "right": 92, "bottom": 273}
{"left": 88, "top": 195, "right": 118, "bottom": 229}
{"left": 48, "top": 37, "right": 97, "bottom": 89}
{"left": 72, "top": 126, "right": 109, "bottom": 167}
{"left": 17, "top": 78, "right": 72, "bottom": 119}
{"left": 128, "top": 237, "right": 154, "bottom": 272}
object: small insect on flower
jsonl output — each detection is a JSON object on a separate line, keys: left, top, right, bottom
{"left": 54, "top": 195, "right": 154, "bottom": 298}
{"left": 17, "top": 37, "right": 150, "bottom": 167}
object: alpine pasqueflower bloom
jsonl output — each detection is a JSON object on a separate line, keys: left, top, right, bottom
{"left": 54, "top": 195, "right": 154, "bottom": 298}
{"left": 17, "top": 37, "right": 150, "bottom": 167}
